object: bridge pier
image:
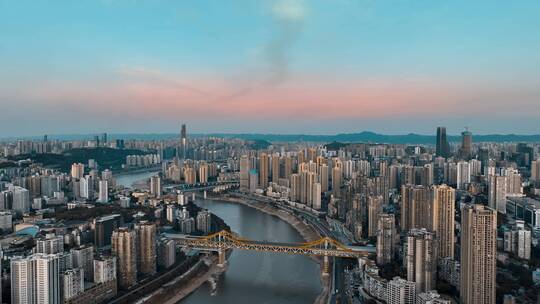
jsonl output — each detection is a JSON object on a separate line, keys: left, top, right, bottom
{"left": 322, "top": 255, "right": 330, "bottom": 276}
{"left": 217, "top": 249, "right": 226, "bottom": 267}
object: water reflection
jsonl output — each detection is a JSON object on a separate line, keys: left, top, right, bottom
{"left": 180, "top": 199, "right": 321, "bottom": 304}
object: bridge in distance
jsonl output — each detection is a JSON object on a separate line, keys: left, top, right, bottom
{"left": 165, "top": 230, "right": 375, "bottom": 275}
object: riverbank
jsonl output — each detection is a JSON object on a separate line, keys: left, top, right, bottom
{"left": 204, "top": 194, "right": 332, "bottom": 304}
{"left": 141, "top": 255, "right": 226, "bottom": 304}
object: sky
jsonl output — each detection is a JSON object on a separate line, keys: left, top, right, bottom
{"left": 1, "top": 0, "right": 539, "bottom": 137}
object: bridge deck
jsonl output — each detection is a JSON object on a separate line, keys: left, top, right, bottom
{"left": 164, "top": 232, "right": 375, "bottom": 258}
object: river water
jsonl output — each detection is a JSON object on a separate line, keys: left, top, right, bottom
{"left": 181, "top": 198, "right": 322, "bottom": 304}
{"left": 116, "top": 173, "right": 322, "bottom": 304}
{"left": 115, "top": 170, "right": 160, "bottom": 188}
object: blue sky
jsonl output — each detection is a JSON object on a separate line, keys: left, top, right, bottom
{"left": 1, "top": 0, "right": 539, "bottom": 136}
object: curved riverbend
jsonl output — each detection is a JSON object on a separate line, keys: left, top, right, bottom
{"left": 181, "top": 198, "right": 322, "bottom": 304}
{"left": 115, "top": 170, "right": 160, "bottom": 188}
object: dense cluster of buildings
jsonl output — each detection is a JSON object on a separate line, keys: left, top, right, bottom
{"left": 233, "top": 127, "right": 540, "bottom": 304}
{"left": 1, "top": 125, "right": 540, "bottom": 303}
{"left": 0, "top": 127, "right": 223, "bottom": 304}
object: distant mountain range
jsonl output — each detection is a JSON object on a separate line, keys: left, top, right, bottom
{"left": 3, "top": 131, "right": 540, "bottom": 144}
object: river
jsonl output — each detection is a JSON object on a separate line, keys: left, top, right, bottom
{"left": 115, "top": 170, "right": 160, "bottom": 188}
{"left": 181, "top": 198, "right": 322, "bottom": 304}
{"left": 116, "top": 173, "right": 322, "bottom": 304}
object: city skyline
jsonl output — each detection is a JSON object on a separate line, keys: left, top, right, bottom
{"left": 2, "top": 1, "right": 540, "bottom": 304}
{"left": 1, "top": 1, "right": 540, "bottom": 136}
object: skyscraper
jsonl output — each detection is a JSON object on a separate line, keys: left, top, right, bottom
{"left": 376, "top": 213, "right": 396, "bottom": 265}
{"left": 436, "top": 127, "right": 449, "bottom": 158}
{"left": 431, "top": 185, "right": 455, "bottom": 259}
{"left": 135, "top": 221, "right": 157, "bottom": 276}
{"left": 180, "top": 123, "right": 187, "bottom": 159}
{"left": 460, "top": 204, "right": 497, "bottom": 304}
{"left": 460, "top": 128, "right": 472, "bottom": 158}
{"left": 111, "top": 227, "right": 138, "bottom": 289}
{"left": 406, "top": 228, "right": 437, "bottom": 293}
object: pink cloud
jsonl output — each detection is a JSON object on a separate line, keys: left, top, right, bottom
{"left": 2, "top": 67, "right": 539, "bottom": 122}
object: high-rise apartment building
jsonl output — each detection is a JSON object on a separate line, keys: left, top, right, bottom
{"left": 431, "top": 185, "right": 455, "bottom": 259}
{"left": 71, "top": 163, "right": 85, "bottom": 179}
{"left": 259, "top": 153, "right": 269, "bottom": 189}
{"left": 456, "top": 161, "right": 470, "bottom": 190}
{"left": 503, "top": 223, "right": 531, "bottom": 260}
{"left": 406, "top": 228, "right": 437, "bottom": 293}
{"left": 196, "top": 210, "right": 212, "bottom": 234}
{"left": 290, "top": 173, "right": 300, "bottom": 202}
{"left": 150, "top": 175, "right": 162, "bottom": 198}
{"left": 71, "top": 245, "right": 94, "bottom": 282}
{"left": 198, "top": 162, "right": 209, "bottom": 183}
{"left": 531, "top": 160, "right": 540, "bottom": 182}
{"left": 460, "top": 204, "right": 497, "bottom": 304}
{"left": 401, "top": 185, "right": 431, "bottom": 232}
{"left": 94, "top": 214, "right": 122, "bottom": 248}
{"left": 94, "top": 255, "right": 117, "bottom": 284}
{"left": 320, "top": 164, "right": 329, "bottom": 192}
{"left": 239, "top": 155, "right": 250, "bottom": 192}
{"left": 157, "top": 238, "right": 176, "bottom": 269}
{"left": 284, "top": 156, "right": 293, "bottom": 180}
{"left": 488, "top": 175, "right": 507, "bottom": 213}
{"left": 111, "top": 227, "right": 138, "bottom": 289}
{"left": 368, "top": 195, "right": 384, "bottom": 237}
{"left": 387, "top": 276, "right": 417, "bottom": 304}
{"left": 11, "top": 254, "right": 61, "bottom": 304}
{"left": 312, "top": 182, "right": 322, "bottom": 210}
{"left": 11, "top": 257, "right": 34, "bottom": 304}
{"left": 10, "top": 185, "right": 30, "bottom": 214}
{"left": 98, "top": 179, "right": 108, "bottom": 203}
{"left": 35, "top": 234, "right": 64, "bottom": 254}
{"left": 332, "top": 164, "right": 342, "bottom": 197}
{"left": 376, "top": 213, "right": 396, "bottom": 265}
{"left": 135, "top": 221, "right": 157, "bottom": 276}
{"left": 62, "top": 268, "right": 84, "bottom": 301}
{"left": 272, "top": 154, "right": 280, "bottom": 183}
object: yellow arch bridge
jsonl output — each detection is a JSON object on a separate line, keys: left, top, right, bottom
{"left": 164, "top": 230, "right": 375, "bottom": 275}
